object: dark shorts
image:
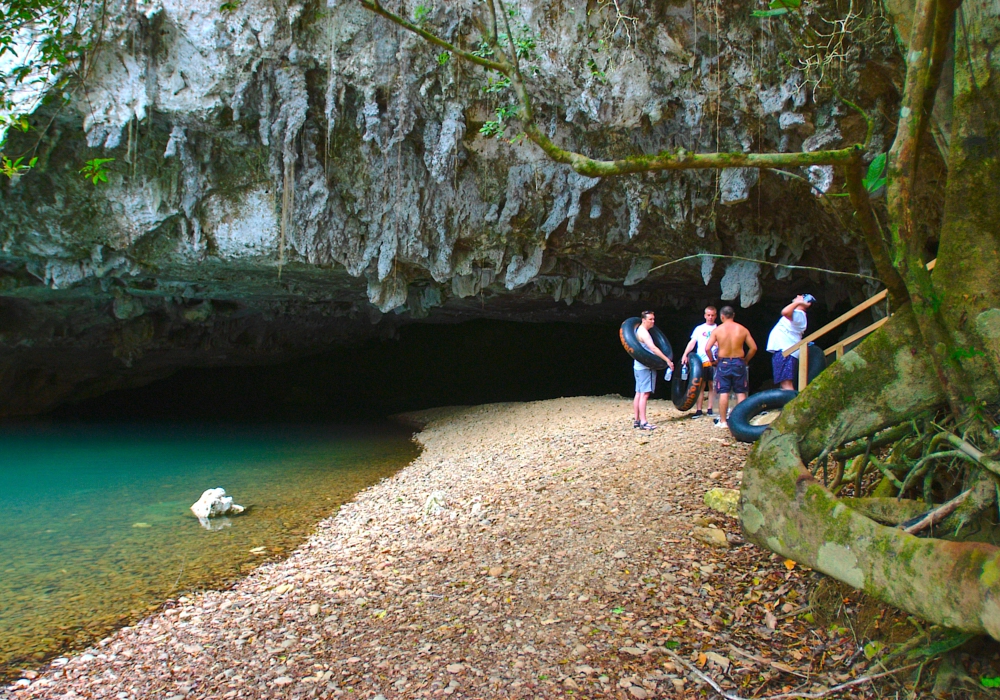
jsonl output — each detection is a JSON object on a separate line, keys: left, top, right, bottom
{"left": 715, "top": 357, "right": 749, "bottom": 395}
{"left": 772, "top": 351, "right": 798, "bottom": 384}
{"left": 702, "top": 363, "right": 715, "bottom": 385}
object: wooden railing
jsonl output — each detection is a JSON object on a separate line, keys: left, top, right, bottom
{"left": 783, "top": 259, "right": 936, "bottom": 390}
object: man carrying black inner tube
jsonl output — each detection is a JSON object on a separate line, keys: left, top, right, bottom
{"left": 633, "top": 310, "right": 674, "bottom": 431}
{"left": 704, "top": 306, "right": 757, "bottom": 430}
{"left": 766, "top": 294, "right": 815, "bottom": 390}
{"left": 680, "top": 305, "right": 718, "bottom": 418}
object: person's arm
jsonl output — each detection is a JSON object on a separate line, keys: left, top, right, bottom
{"left": 745, "top": 329, "right": 758, "bottom": 363}
{"left": 705, "top": 329, "right": 719, "bottom": 361}
{"left": 681, "top": 337, "right": 697, "bottom": 364}
{"left": 638, "top": 326, "right": 674, "bottom": 369}
{"left": 781, "top": 295, "right": 806, "bottom": 320}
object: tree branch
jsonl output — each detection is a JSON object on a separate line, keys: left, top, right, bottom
{"left": 358, "top": 0, "right": 507, "bottom": 73}
{"left": 902, "top": 488, "right": 973, "bottom": 534}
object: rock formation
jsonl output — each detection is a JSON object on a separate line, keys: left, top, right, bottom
{"left": 0, "top": 0, "right": 908, "bottom": 415}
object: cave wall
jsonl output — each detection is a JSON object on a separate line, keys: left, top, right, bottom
{"left": 0, "top": 0, "right": 904, "bottom": 415}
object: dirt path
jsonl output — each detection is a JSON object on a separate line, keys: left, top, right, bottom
{"left": 4, "top": 397, "right": 882, "bottom": 699}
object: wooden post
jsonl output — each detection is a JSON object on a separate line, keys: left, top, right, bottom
{"left": 798, "top": 343, "right": 810, "bottom": 391}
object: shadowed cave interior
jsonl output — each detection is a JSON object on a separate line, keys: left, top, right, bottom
{"left": 46, "top": 301, "right": 844, "bottom": 423}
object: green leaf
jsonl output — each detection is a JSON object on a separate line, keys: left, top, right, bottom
{"left": 612, "top": 606, "right": 625, "bottom": 614}
{"left": 982, "top": 676, "right": 1000, "bottom": 688}
{"left": 752, "top": 8, "right": 789, "bottom": 17}
{"left": 863, "top": 640, "right": 884, "bottom": 659}
{"left": 863, "top": 153, "right": 887, "bottom": 192}
{"left": 79, "top": 157, "right": 115, "bottom": 185}
{"left": 906, "top": 631, "right": 974, "bottom": 660}
{"left": 770, "top": 0, "right": 801, "bottom": 8}
{"left": 436, "top": 51, "right": 450, "bottom": 65}
{"left": 665, "top": 640, "right": 680, "bottom": 649}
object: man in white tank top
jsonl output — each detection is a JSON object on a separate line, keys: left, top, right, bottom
{"left": 633, "top": 311, "right": 674, "bottom": 430}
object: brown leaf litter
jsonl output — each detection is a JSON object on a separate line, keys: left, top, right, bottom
{"left": 4, "top": 397, "right": 995, "bottom": 699}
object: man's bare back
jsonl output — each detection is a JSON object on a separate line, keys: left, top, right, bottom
{"left": 709, "top": 320, "right": 756, "bottom": 360}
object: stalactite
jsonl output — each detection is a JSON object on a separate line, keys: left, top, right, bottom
{"left": 279, "top": 158, "right": 295, "bottom": 278}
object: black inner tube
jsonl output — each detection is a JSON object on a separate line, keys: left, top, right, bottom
{"left": 672, "top": 355, "right": 705, "bottom": 411}
{"left": 619, "top": 318, "right": 673, "bottom": 370}
{"left": 728, "top": 389, "right": 798, "bottom": 443}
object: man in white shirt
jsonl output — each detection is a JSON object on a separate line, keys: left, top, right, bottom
{"left": 680, "top": 306, "right": 718, "bottom": 418}
{"left": 766, "top": 294, "right": 815, "bottom": 390}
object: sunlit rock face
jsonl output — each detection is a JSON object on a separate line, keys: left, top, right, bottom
{"left": 0, "top": 0, "right": 901, "bottom": 415}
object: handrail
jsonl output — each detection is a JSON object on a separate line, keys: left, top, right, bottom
{"left": 782, "top": 258, "right": 936, "bottom": 390}
{"left": 824, "top": 316, "right": 889, "bottom": 359}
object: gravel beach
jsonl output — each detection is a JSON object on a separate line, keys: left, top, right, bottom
{"left": 4, "top": 396, "right": 865, "bottom": 699}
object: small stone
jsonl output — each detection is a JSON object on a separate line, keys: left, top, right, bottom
{"left": 619, "top": 646, "right": 643, "bottom": 656}
{"left": 704, "top": 488, "right": 740, "bottom": 517}
{"left": 274, "top": 676, "right": 293, "bottom": 686}
{"left": 692, "top": 526, "right": 730, "bottom": 548}
{"left": 629, "top": 687, "right": 649, "bottom": 699}
{"left": 709, "top": 471, "right": 722, "bottom": 479}
{"left": 446, "top": 663, "right": 464, "bottom": 673}
{"left": 612, "top": 550, "right": 627, "bottom": 559}
{"left": 487, "top": 566, "right": 503, "bottom": 577}
{"left": 573, "top": 644, "right": 589, "bottom": 656}
{"left": 309, "top": 603, "right": 321, "bottom": 616}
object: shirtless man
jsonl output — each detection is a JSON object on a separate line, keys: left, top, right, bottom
{"left": 704, "top": 306, "right": 757, "bottom": 429}
{"left": 633, "top": 310, "right": 674, "bottom": 430}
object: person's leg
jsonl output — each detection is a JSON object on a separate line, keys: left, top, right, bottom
{"left": 717, "top": 391, "right": 730, "bottom": 427}
{"left": 706, "top": 366, "right": 716, "bottom": 413}
{"left": 633, "top": 392, "right": 642, "bottom": 423}
{"left": 638, "top": 391, "right": 649, "bottom": 424}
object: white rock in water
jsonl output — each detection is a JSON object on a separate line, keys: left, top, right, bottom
{"left": 191, "top": 488, "right": 245, "bottom": 519}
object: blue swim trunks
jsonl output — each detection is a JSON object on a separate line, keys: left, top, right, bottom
{"left": 772, "top": 351, "right": 798, "bottom": 384}
{"left": 715, "top": 357, "right": 748, "bottom": 395}
{"left": 634, "top": 367, "right": 656, "bottom": 393}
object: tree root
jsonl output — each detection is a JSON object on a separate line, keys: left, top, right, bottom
{"left": 742, "top": 312, "right": 1000, "bottom": 640}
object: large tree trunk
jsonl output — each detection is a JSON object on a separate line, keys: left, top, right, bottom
{"left": 741, "top": 0, "right": 1000, "bottom": 639}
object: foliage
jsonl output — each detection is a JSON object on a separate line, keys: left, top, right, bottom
{"left": 79, "top": 157, "right": 114, "bottom": 184}
{"left": 752, "top": 0, "right": 802, "bottom": 18}
{"left": 0, "top": 154, "right": 36, "bottom": 178}
{"left": 413, "top": 3, "right": 431, "bottom": 25}
{"left": 219, "top": 0, "right": 242, "bottom": 12}
{"left": 1, "top": 0, "right": 102, "bottom": 178}
{"left": 862, "top": 152, "right": 887, "bottom": 193}
{"left": 479, "top": 104, "right": 518, "bottom": 138}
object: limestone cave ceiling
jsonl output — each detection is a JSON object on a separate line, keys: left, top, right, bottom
{"left": 0, "top": 0, "right": 907, "bottom": 415}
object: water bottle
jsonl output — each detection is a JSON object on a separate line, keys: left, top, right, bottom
{"left": 664, "top": 367, "right": 673, "bottom": 381}
{"left": 680, "top": 364, "right": 688, "bottom": 380}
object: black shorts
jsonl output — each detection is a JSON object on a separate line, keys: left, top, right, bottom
{"left": 715, "top": 358, "right": 748, "bottom": 395}
{"left": 702, "top": 363, "right": 715, "bottom": 384}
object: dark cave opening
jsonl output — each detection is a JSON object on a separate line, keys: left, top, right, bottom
{"left": 49, "top": 300, "right": 846, "bottom": 423}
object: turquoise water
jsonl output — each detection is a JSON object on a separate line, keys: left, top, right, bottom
{"left": 0, "top": 422, "right": 419, "bottom": 674}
